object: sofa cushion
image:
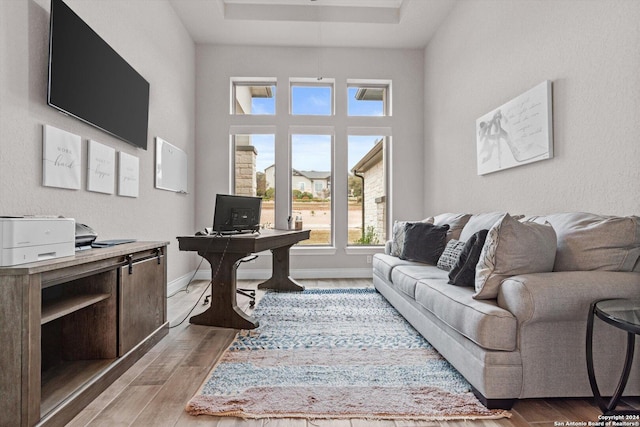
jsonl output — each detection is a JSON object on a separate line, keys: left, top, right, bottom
{"left": 459, "top": 212, "right": 509, "bottom": 242}
{"left": 474, "top": 214, "right": 557, "bottom": 300}
{"left": 391, "top": 265, "right": 448, "bottom": 299}
{"left": 372, "top": 253, "right": 424, "bottom": 282}
{"left": 400, "top": 222, "right": 450, "bottom": 264}
{"left": 389, "top": 218, "right": 433, "bottom": 256}
{"left": 432, "top": 213, "right": 472, "bottom": 242}
{"left": 437, "top": 239, "right": 466, "bottom": 271}
{"left": 546, "top": 212, "right": 640, "bottom": 272}
{"left": 448, "top": 229, "right": 489, "bottom": 287}
{"left": 414, "top": 279, "right": 517, "bottom": 351}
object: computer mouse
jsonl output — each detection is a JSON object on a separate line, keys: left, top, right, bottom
{"left": 195, "top": 230, "right": 206, "bottom": 236}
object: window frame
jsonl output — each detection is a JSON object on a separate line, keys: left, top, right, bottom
{"left": 230, "top": 78, "right": 277, "bottom": 115}
{"left": 289, "top": 78, "right": 335, "bottom": 116}
{"left": 346, "top": 79, "right": 392, "bottom": 117}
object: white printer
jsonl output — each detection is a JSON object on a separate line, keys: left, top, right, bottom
{"left": 0, "top": 217, "right": 75, "bottom": 266}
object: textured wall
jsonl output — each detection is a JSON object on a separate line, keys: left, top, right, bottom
{"left": 424, "top": 0, "right": 640, "bottom": 216}
{"left": 0, "top": 0, "right": 197, "bottom": 284}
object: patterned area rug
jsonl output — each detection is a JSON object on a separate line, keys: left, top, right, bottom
{"left": 186, "top": 288, "right": 511, "bottom": 421}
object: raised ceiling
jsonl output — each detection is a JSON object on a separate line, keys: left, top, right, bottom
{"left": 169, "top": 0, "right": 456, "bottom": 49}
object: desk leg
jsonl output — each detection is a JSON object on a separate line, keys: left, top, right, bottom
{"left": 190, "top": 252, "right": 259, "bottom": 330}
{"left": 257, "top": 244, "right": 304, "bottom": 292}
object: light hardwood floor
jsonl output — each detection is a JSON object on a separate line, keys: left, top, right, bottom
{"left": 69, "top": 279, "right": 639, "bottom": 427}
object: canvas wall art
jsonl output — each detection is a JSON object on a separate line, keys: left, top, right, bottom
{"left": 87, "top": 140, "right": 115, "bottom": 194}
{"left": 476, "top": 80, "right": 553, "bottom": 175}
{"left": 118, "top": 152, "right": 139, "bottom": 198}
{"left": 42, "top": 124, "right": 82, "bottom": 190}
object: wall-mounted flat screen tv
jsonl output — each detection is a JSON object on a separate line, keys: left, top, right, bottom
{"left": 47, "top": 0, "right": 150, "bottom": 150}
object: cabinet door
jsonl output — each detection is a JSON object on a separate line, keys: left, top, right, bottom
{"left": 118, "top": 253, "right": 166, "bottom": 355}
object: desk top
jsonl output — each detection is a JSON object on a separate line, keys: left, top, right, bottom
{"left": 177, "top": 229, "right": 310, "bottom": 254}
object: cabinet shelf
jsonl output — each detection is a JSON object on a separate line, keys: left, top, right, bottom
{"left": 41, "top": 293, "right": 111, "bottom": 325}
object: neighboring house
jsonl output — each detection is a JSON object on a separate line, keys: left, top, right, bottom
{"left": 351, "top": 138, "right": 385, "bottom": 242}
{"left": 264, "top": 165, "right": 331, "bottom": 199}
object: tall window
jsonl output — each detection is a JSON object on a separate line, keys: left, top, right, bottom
{"left": 348, "top": 135, "right": 386, "bottom": 245}
{"left": 230, "top": 77, "right": 390, "bottom": 248}
{"left": 291, "top": 133, "right": 332, "bottom": 246}
{"left": 232, "top": 133, "right": 275, "bottom": 229}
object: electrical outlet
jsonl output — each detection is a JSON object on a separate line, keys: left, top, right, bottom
{"left": 366, "top": 255, "right": 372, "bottom": 264}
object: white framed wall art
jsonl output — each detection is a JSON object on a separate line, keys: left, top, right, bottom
{"left": 42, "top": 124, "right": 82, "bottom": 190}
{"left": 87, "top": 140, "right": 116, "bottom": 194}
{"left": 476, "top": 80, "right": 553, "bottom": 175}
{"left": 118, "top": 151, "right": 139, "bottom": 198}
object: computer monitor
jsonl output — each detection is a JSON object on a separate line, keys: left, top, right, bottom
{"left": 212, "top": 194, "right": 262, "bottom": 234}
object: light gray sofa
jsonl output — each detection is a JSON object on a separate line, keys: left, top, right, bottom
{"left": 372, "top": 212, "right": 640, "bottom": 409}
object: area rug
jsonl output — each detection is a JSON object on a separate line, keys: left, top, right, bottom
{"left": 186, "top": 288, "right": 511, "bottom": 421}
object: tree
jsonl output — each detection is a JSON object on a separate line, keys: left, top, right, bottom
{"left": 256, "top": 172, "right": 266, "bottom": 196}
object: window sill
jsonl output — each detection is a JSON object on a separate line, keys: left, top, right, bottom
{"left": 344, "top": 246, "right": 385, "bottom": 255}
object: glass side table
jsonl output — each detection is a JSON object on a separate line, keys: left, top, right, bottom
{"left": 586, "top": 298, "right": 640, "bottom": 415}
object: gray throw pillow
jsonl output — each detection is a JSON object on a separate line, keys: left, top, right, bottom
{"left": 437, "top": 239, "right": 466, "bottom": 271}
{"left": 400, "top": 222, "right": 450, "bottom": 265}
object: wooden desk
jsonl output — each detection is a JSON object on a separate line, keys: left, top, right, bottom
{"left": 177, "top": 229, "right": 310, "bottom": 330}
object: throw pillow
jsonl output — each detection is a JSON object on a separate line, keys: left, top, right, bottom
{"left": 400, "top": 222, "right": 450, "bottom": 265}
{"left": 474, "top": 213, "right": 557, "bottom": 299}
{"left": 545, "top": 212, "right": 640, "bottom": 272}
{"left": 433, "top": 213, "right": 472, "bottom": 242}
{"left": 458, "top": 212, "right": 509, "bottom": 242}
{"left": 448, "top": 229, "right": 489, "bottom": 286}
{"left": 390, "top": 218, "right": 434, "bottom": 256}
{"left": 437, "top": 239, "right": 466, "bottom": 271}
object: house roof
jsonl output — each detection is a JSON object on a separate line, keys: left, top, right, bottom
{"left": 351, "top": 138, "right": 384, "bottom": 173}
{"left": 293, "top": 169, "right": 331, "bottom": 180}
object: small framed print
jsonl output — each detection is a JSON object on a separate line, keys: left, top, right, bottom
{"left": 118, "top": 152, "right": 139, "bottom": 198}
{"left": 42, "top": 124, "right": 82, "bottom": 190}
{"left": 87, "top": 140, "right": 115, "bottom": 194}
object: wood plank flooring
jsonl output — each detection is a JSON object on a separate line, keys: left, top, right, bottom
{"left": 69, "top": 279, "right": 639, "bottom": 427}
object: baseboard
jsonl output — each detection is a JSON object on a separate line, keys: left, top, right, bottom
{"left": 167, "top": 271, "right": 199, "bottom": 297}
{"left": 183, "top": 267, "right": 373, "bottom": 283}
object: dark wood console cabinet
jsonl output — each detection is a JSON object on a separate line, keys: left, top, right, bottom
{"left": 0, "top": 242, "right": 169, "bottom": 427}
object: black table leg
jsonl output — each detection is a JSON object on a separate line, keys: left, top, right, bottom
{"left": 586, "top": 302, "right": 637, "bottom": 415}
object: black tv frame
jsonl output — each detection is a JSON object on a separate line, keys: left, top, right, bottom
{"left": 47, "top": 0, "right": 150, "bottom": 150}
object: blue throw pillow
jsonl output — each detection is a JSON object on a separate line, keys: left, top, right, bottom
{"left": 400, "top": 222, "right": 450, "bottom": 265}
{"left": 448, "top": 229, "right": 489, "bottom": 287}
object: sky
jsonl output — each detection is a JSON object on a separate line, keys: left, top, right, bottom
{"left": 246, "top": 85, "right": 384, "bottom": 173}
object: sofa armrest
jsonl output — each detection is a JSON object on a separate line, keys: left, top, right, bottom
{"left": 497, "top": 271, "right": 640, "bottom": 324}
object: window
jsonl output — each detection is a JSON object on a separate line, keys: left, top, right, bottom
{"left": 348, "top": 135, "right": 387, "bottom": 246}
{"left": 291, "top": 80, "right": 333, "bottom": 116}
{"left": 229, "top": 77, "right": 390, "bottom": 249}
{"left": 347, "top": 81, "right": 390, "bottom": 117}
{"left": 232, "top": 80, "right": 276, "bottom": 115}
{"left": 232, "top": 133, "right": 275, "bottom": 229}
{"left": 291, "top": 133, "right": 332, "bottom": 246}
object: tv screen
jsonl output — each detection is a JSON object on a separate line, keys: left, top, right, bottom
{"left": 47, "top": 0, "right": 150, "bottom": 150}
{"left": 213, "top": 194, "right": 262, "bottom": 234}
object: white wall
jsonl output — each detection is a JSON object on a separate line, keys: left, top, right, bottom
{"left": 0, "top": 0, "right": 197, "bottom": 284}
{"left": 424, "top": 0, "right": 640, "bottom": 216}
{"left": 195, "top": 45, "right": 425, "bottom": 276}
